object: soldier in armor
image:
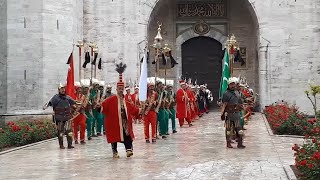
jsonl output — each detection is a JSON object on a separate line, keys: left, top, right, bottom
{"left": 102, "top": 84, "right": 114, "bottom": 135}
{"left": 73, "top": 82, "right": 87, "bottom": 144}
{"left": 44, "top": 83, "right": 76, "bottom": 149}
{"left": 221, "top": 77, "right": 246, "bottom": 149}
{"left": 104, "top": 84, "right": 114, "bottom": 99}
{"left": 166, "top": 83, "right": 177, "bottom": 134}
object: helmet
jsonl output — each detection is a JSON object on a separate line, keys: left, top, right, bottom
{"left": 228, "top": 77, "right": 239, "bottom": 85}
{"left": 58, "top": 83, "right": 65, "bottom": 90}
{"left": 106, "top": 84, "right": 112, "bottom": 88}
{"left": 92, "top": 78, "right": 99, "bottom": 85}
{"left": 99, "top": 81, "right": 105, "bottom": 87}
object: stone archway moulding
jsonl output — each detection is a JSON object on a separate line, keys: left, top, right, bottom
{"left": 145, "top": 0, "right": 260, "bottom": 26}
{"left": 174, "top": 28, "right": 228, "bottom": 87}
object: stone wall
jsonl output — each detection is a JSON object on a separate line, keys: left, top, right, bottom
{"left": 4, "top": 0, "right": 83, "bottom": 115}
{"left": 6, "top": 0, "right": 44, "bottom": 114}
{"left": 255, "top": 0, "right": 320, "bottom": 112}
{"left": 83, "top": 0, "right": 147, "bottom": 87}
{"left": 0, "top": 0, "right": 7, "bottom": 114}
{"left": 2, "top": 0, "right": 320, "bottom": 114}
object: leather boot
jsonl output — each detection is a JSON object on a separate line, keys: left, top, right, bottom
{"left": 66, "top": 133, "right": 74, "bottom": 149}
{"left": 126, "top": 150, "right": 133, "bottom": 157}
{"left": 58, "top": 136, "right": 65, "bottom": 149}
{"left": 237, "top": 137, "right": 246, "bottom": 149}
{"left": 227, "top": 140, "right": 233, "bottom": 148}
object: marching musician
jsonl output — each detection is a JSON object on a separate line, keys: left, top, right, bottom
{"left": 96, "top": 81, "right": 105, "bottom": 136}
{"left": 73, "top": 82, "right": 87, "bottom": 144}
{"left": 132, "top": 85, "right": 142, "bottom": 124}
{"left": 143, "top": 82, "right": 158, "bottom": 143}
{"left": 125, "top": 85, "right": 133, "bottom": 105}
{"left": 176, "top": 80, "right": 193, "bottom": 127}
{"left": 44, "top": 83, "right": 76, "bottom": 149}
{"left": 89, "top": 79, "right": 100, "bottom": 137}
{"left": 166, "top": 83, "right": 177, "bottom": 134}
{"left": 155, "top": 80, "right": 168, "bottom": 139}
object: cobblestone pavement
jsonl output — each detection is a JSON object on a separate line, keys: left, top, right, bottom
{"left": 0, "top": 112, "right": 303, "bottom": 180}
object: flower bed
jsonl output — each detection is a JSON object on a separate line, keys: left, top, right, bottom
{"left": 0, "top": 119, "right": 57, "bottom": 151}
{"left": 292, "top": 142, "right": 320, "bottom": 180}
{"left": 264, "top": 102, "right": 312, "bottom": 136}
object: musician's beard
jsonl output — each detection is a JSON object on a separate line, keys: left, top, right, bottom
{"left": 59, "top": 92, "right": 66, "bottom": 96}
{"left": 117, "top": 91, "right": 124, "bottom": 97}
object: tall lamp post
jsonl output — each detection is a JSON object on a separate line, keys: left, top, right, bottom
{"left": 227, "top": 34, "right": 238, "bottom": 76}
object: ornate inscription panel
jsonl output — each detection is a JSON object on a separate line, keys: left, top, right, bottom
{"left": 177, "top": 1, "right": 227, "bottom": 18}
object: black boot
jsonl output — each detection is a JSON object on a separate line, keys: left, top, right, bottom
{"left": 237, "top": 137, "right": 246, "bottom": 149}
{"left": 66, "top": 133, "right": 74, "bottom": 149}
{"left": 227, "top": 140, "right": 233, "bottom": 148}
{"left": 58, "top": 135, "right": 65, "bottom": 149}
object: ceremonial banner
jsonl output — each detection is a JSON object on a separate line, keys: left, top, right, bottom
{"left": 66, "top": 53, "right": 76, "bottom": 99}
{"left": 219, "top": 50, "right": 230, "bottom": 99}
{"left": 139, "top": 52, "right": 148, "bottom": 101}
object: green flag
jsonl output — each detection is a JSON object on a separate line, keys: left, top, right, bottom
{"left": 219, "top": 50, "right": 230, "bottom": 99}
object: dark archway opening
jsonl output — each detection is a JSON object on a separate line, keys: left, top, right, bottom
{"left": 182, "top": 36, "right": 223, "bottom": 108}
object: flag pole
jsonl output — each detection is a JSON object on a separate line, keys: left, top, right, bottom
{"left": 89, "top": 43, "right": 94, "bottom": 85}
{"left": 94, "top": 54, "right": 97, "bottom": 78}
{"left": 76, "top": 40, "right": 84, "bottom": 81}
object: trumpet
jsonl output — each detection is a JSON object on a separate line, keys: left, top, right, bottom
{"left": 142, "top": 92, "right": 157, "bottom": 115}
{"left": 155, "top": 91, "right": 165, "bottom": 113}
{"left": 93, "top": 90, "right": 102, "bottom": 109}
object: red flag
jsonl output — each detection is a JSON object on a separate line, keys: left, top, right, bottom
{"left": 66, "top": 53, "right": 76, "bottom": 99}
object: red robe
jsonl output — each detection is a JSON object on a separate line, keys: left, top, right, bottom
{"left": 131, "top": 93, "right": 140, "bottom": 107}
{"left": 125, "top": 93, "right": 133, "bottom": 104}
{"left": 101, "top": 95, "right": 139, "bottom": 143}
{"left": 176, "top": 88, "right": 188, "bottom": 119}
{"left": 187, "top": 90, "right": 198, "bottom": 120}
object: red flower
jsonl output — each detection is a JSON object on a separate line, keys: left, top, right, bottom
{"left": 300, "top": 160, "right": 307, "bottom": 166}
{"left": 292, "top": 144, "right": 299, "bottom": 151}
{"left": 6, "top": 121, "right": 15, "bottom": 126}
{"left": 313, "top": 152, "right": 320, "bottom": 160}
{"left": 11, "top": 125, "right": 21, "bottom": 132}
{"left": 308, "top": 164, "right": 313, "bottom": 168}
{"left": 312, "top": 138, "right": 316, "bottom": 143}
{"left": 303, "top": 126, "right": 307, "bottom": 130}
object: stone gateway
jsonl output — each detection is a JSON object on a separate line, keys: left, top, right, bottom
{"left": 1, "top": 0, "right": 320, "bottom": 118}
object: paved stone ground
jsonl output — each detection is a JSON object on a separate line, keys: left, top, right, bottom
{"left": 0, "top": 111, "right": 303, "bottom": 180}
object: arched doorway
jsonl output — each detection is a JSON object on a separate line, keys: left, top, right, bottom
{"left": 182, "top": 36, "right": 223, "bottom": 104}
{"left": 147, "top": 0, "right": 260, "bottom": 108}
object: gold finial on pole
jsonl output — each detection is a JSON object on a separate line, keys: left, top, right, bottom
{"left": 227, "top": 34, "right": 238, "bottom": 75}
